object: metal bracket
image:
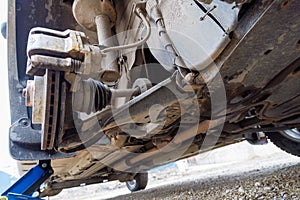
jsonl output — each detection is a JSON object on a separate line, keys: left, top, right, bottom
{"left": 1, "top": 161, "right": 53, "bottom": 200}
{"left": 245, "top": 132, "right": 268, "bottom": 145}
{"left": 26, "top": 28, "right": 103, "bottom": 76}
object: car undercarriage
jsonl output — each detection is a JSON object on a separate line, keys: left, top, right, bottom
{"left": 5, "top": 0, "right": 300, "bottom": 197}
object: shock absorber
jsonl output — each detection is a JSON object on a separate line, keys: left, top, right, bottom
{"left": 72, "top": 0, "right": 120, "bottom": 83}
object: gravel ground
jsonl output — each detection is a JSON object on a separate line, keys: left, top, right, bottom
{"left": 50, "top": 142, "right": 300, "bottom": 200}
{"left": 110, "top": 163, "right": 300, "bottom": 200}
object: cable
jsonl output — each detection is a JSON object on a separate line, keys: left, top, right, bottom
{"left": 102, "top": 8, "right": 151, "bottom": 54}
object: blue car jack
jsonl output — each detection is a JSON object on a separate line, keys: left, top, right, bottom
{"left": 1, "top": 160, "right": 53, "bottom": 200}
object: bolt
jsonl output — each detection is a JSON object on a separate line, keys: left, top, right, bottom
{"left": 32, "top": 191, "right": 40, "bottom": 198}
{"left": 184, "top": 73, "right": 196, "bottom": 84}
{"left": 41, "top": 163, "right": 48, "bottom": 168}
{"left": 19, "top": 119, "right": 29, "bottom": 127}
{"left": 71, "top": 59, "right": 82, "bottom": 72}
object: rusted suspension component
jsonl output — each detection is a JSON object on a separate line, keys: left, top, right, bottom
{"left": 109, "top": 119, "right": 224, "bottom": 172}
{"left": 72, "top": 0, "right": 120, "bottom": 82}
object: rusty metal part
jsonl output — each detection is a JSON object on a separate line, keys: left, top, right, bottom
{"left": 23, "top": 70, "right": 60, "bottom": 150}
{"left": 107, "top": 119, "right": 223, "bottom": 172}
{"left": 129, "top": 119, "right": 223, "bottom": 165}
{"left": 95, "top": 15, "right": 115, "bottom": 47}
{"left": 95, "top": 15, "right": 120, "bottom": 82}
{"left": 60, "top": 74, "right": 198, "bottom": 153}
{"left": 101, "top": 7, "right": 151, "bottom": 54}
{"left": 31, "top": 76, "right": 46, "bottom": 124}
{"left": 57, "top": 82, "right": 68, "bottom": 146}
{"left": 113, "top": 0, "right": 150, "bottom": 71}
{"left": 216, "top": 0, "right": 300, "bottom": 125}
{"left": 27, "top": 28, "right": 103, "bottom": 76}
{"left": 111, "top": 88, "right": 140, "bottom": 99}
{"left": 29, "top": 55, "right": 82, "bottom": 74}
{"left": 22, "top": 80, "right": 34, "bottom": 107}
{"left": 72, "top": 0, "right": 120, "bottom": 82}
{"left": 7, "top": 0, "right": 80, "bottom": 161}
{"left": 41, "top": 70, "right": 60, "bottom": 150}
{"left": 102, "top": 76, "right": 195, "bottom": 131}
{"left": 10, "top": 0, "right": 300, "bottom": 189}
{"left": 72, "top": 0, "right": 117, "bottom": 31}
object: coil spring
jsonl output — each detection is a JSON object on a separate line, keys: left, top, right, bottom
{"left": 71, "top": 59, "right": 82, "bottom": 72}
